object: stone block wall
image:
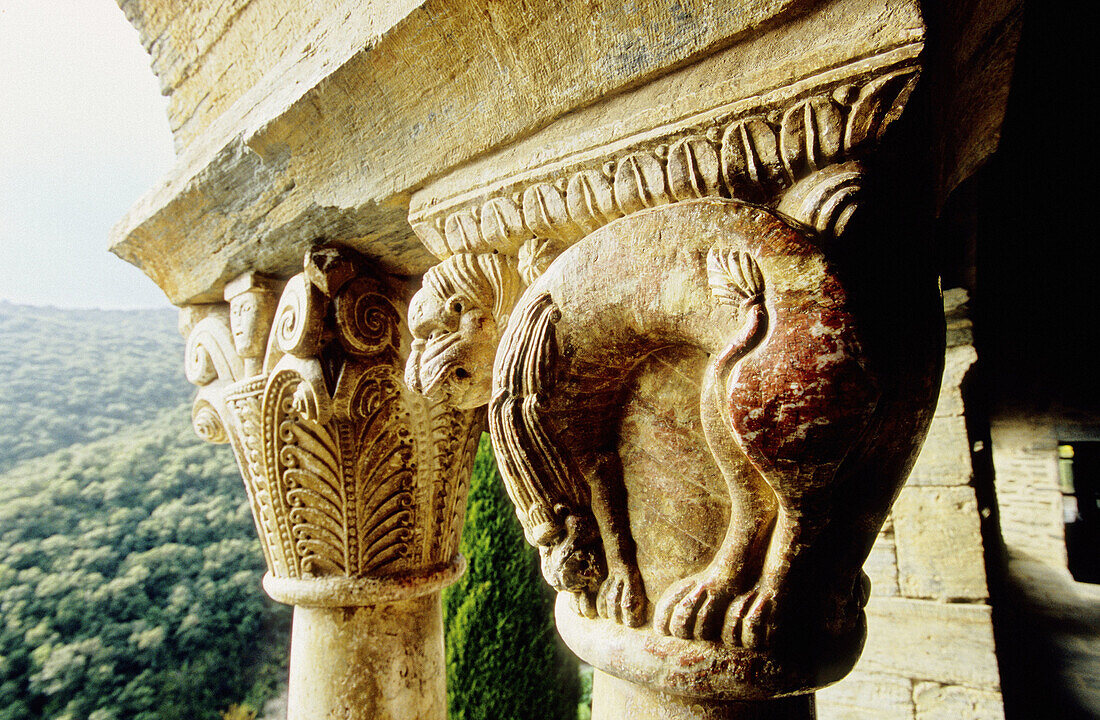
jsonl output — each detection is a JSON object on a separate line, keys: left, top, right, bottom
{"left": 989, "top": 411, "right": 1100, "bottom": 717}
{"left": 818, "top": 290, "right": 1004, "bottom": 720}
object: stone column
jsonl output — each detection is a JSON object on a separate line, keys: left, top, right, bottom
{"left": 183, "top": 247, "right": 480, "bottom": 720}
{"left": 401, "top": 18, "right": 943, "bottom": 716}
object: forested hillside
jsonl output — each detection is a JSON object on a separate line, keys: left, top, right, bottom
{"left": 0, "top": 302, "right": 193, "bottom": 470}
{"left": 0, "top": 304, "right": 288, "bottom": 720}
{"left": 0, "top": 303, "right": 584, "bottom": 719}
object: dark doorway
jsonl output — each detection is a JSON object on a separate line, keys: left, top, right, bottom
{"left": 1060, "top": 442, "right": 1100, "bottom": 584}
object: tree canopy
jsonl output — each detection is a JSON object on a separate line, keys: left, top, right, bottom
{"left": 0, "top": 305, "right": 287, "bottom": 720}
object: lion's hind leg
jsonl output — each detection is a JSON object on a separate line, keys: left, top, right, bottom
{"left": 653, "top": 364, "right": 778, "bottom": 641}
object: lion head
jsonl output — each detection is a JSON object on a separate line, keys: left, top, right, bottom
{"left": 405, "top": 253, "right": 523, "bottom": 409}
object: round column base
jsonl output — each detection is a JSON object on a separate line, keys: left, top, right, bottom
{"left": 556, "top": 593, "right": 864, "bottom": 701}
{"left": 593, "top": 671, "right": 815, "bottom": 720}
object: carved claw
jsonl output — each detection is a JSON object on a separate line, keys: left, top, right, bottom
{"left": 538, "top": 513, "right": 605, "bottom": 595}
{"left": 721, "top": 585, "right": 779, "bottom": 648}
{"left": 571, "top": 589, "right": 598, "bottom": 619}
{"left": 654, "top": 572, "right": 737, "bottom": 641}
{"left": 595, "top": 566, "right": 647, "bottom": 627}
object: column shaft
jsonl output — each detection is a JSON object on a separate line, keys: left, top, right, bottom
{"left": 287, "top": 594, "right": 445, "bottom": 720}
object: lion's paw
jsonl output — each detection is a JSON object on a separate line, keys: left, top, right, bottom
{"left": 595, "top": 567, "right": 647, "bottom": 627}
{"left": 653, "top": 573, "right": 739, "bottom": 641}
{"left": 722, "top": 585, "right": 778, "bottom": 648}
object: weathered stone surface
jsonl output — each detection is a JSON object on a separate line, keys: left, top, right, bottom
{"left": 934, "top": 344, "right": 977, "bottom": 418}
{"left": 990, "top": 418, "right": 1065, "bottom": 563}
{"left": 991, "top": 408, "right": 1100, "bottom": 718}
{"left": 942, "top": 288, "right": 974, "bottom": 349}
{"left": 114, "top": 0, "right": 881, "bottom": 305}
{"left": 859, "top": 598, "right": 1000, "bottom": 690}
{"left": 287, "top": 596, "right": 445, "bottom": 720}
{"left": 111, "top": 0, "right": 1027, "bottom": 716}
{"left": 118, "top": 0, "right": 341, "bottom": 149}
{"left": 924, "top": 0, "right": 1023, "bottom": 207}
{"left": 906, "top": 415, "right": 974, "bottom": 486}
{"left": 913, "top": 682, "right": 1004, "bottom": 720}
{"left": 591, "top": 671, "right": 815, "bottom": 720}
{"left": 817, "top": 671, "right": 914, "bottom": 720}
{"left": 183, "top": 248, "right": 481, "bottom": 720}
{"left": 410, "top": 0, "right": 924, "bottom": 253}
{"left": 892, "top": 486, "right": 989, "bottom": 601}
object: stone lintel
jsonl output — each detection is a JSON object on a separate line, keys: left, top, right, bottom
{"left": 110, "top": 0, "right": 830, "bottom": 305}
{"left": 408, "top": 0, "right": 924, "bottom": 249}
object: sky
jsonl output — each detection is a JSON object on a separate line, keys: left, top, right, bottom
{"left": 0, "top": 0, "right": 176, "bottom": 310}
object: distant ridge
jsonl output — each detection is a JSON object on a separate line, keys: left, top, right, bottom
{"left": 0, "top": 303, "right": 290, "bottom": 720}
{"left": 0, "top": 302, "right": 190, "bottom": 471}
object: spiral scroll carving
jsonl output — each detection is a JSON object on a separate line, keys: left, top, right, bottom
{"left": 271, "top": 274, "right": 325, "bottom": 358}
{"left": 334, "top": 280, "right": 401, "bottom": 357}
{"left": 191, "top": 399, "right": 229, "bottom": 444}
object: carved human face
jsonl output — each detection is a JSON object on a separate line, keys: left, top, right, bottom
{"left": 405, "top": 289, "right": 498, "bottom": 409}
{"left": 229, "top": 290, "right": 268, "bottom": 358}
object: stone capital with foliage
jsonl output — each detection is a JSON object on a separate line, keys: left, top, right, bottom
{"left": 183, "top": 247, "right": 481, "bottom": 608}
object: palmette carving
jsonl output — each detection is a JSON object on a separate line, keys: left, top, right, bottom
{"left": 184, "top": 248, "right": 480, "bottom": 605}
{"left": 411, "top": 60, "right": 920, "bottom": 258}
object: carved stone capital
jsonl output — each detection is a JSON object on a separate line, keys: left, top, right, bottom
{"left": 183, "top": 247, "right": 481, "bottom": 609}
{"left": 403, "top": 16, "right": 942, "bottom": 716}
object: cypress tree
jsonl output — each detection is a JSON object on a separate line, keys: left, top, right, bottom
{"left": 444, "top": 434, "right": 580, "bottom": 720}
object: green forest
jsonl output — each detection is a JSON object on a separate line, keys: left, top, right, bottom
{"left": 0, "top": 302, "right": 588, "bottom": 719}
{"left": 0, "top": 303, "right": 288, "bottom": 720}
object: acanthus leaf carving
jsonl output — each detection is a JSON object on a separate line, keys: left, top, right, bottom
{"left": 265, "top": 366, "right": 347, "bottom": 577}
{"left": 184, "top": 246, "right": 482, "bottom": 604}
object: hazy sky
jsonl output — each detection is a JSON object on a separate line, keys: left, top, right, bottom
{"left": 0, "top": 0, "right": 176, "bottom": 310}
